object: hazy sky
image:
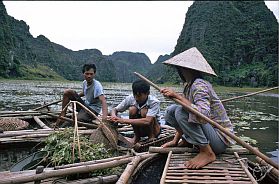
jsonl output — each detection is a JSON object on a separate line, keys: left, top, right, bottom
{"left": 3, "top": 1, "right": 279, "bottom": 63}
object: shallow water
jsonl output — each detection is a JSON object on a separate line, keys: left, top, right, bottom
{"left": 0, "top": 80, "right": 278, "bottom": 159}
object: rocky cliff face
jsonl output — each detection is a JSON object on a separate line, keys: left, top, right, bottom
{"left": 172, "top": 1, "right": 278, "bottom": 86}
{"left": 108, "top": 51, "right": 152, "bottom": 82}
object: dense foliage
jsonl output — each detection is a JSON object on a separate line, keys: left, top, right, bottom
{"left": 0, "top": 1, "right": 277, "bottom": 87}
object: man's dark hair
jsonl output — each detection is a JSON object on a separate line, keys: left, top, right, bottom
{"left": 82, "top": 63, "right": 96, "bottom": 73}
{"left": 132, "top": 79, "right": 150, "bottom": 95}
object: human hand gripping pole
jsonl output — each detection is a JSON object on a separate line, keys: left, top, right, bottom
{"left": 133, "top": 72, "right": 278, "bottom": 169}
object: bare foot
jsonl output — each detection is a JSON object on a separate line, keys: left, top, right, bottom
{"left": 184, "top": 145, "right": 216, "bottom": 169}
{"left": 161, "top": 140, "right": 178, "bottom": 148}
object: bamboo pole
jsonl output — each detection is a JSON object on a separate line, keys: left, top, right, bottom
{"left": 234, "top": 152, "right": 258, "bottom": 184}
{"left": 54, "top": 154, "right": 133, "bottom": 170}
{"left": 149, "top": 146, "right": 250, "bottom": 154}
{"left": 33, "top": 100, "right": 62, "bottom": 111}
{"left": 134, "top": 72, "right": 279, "bottom": 169}
{"left": 160, "top": 151, "right": 172, "bottom": 184}
{"left": 74, "top": 101, "right": 102, "bottom": 123}
{"left": 33, "top": 116, "right": 50, "bottom": 129}
{"left": 60, "top": 175, "right": 119, "bottom": 184}
{"left": 116, "top": 156, "right": 142, "bottom": 184}
{"left": 0, "top": 154, "right": 154, "bottom": 184}
{"left": 221, "top": 86, "right": 279, "bottom": 103}
{"left": 41, "top": 112, "right": 98, "bottom": 129}
{"left": 73, "top": 102, "right": 82, "bottom": 162}
{"left": 0, "top": 129, "right": 92, "bottom": 138}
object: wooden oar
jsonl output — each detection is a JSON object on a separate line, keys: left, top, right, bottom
{"left": 222, "top": 86, "right": 279, "bottom": 103}
{"left": 33, "top": 100, "right": 62, "bottom": 111}
{"left": 134, "top": 72, "right": 279, "bottom": 169}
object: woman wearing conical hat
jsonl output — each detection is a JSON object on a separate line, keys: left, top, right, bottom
{"left": 161, "top": 47, "right": 235, "bottom": 169}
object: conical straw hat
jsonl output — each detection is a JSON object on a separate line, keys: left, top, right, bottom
{"left": 163, "top": 47, "right": 217, "bottom": 76}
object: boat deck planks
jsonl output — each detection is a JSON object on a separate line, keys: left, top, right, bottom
{"left": 161, "top": 151, "right": 258, "bottom": 184}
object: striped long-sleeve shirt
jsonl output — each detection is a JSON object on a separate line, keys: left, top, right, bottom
{"left": 184, "top": 78, "right": 235, "bottom": 146}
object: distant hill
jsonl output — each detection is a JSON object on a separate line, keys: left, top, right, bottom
{"left": 0, "top": 1, "right": 152, "bottom": 82}
{"left": 0, "top": 1, "right": 277, "bottom": 87}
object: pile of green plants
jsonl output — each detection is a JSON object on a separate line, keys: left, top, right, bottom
{"left": 41, "top": 128, "right": 122, "bottom": 176}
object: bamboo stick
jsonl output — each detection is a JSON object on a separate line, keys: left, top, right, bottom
{"left": 116, "top": 156, "right": 142, "bottom": 184}
{"left": 234, "top": 152, "right": 258, "bottom": 184}
{"left": 41, "top": 112, "right": 98, "bottom": 129}
{"left": 72, "top": 103, "right": 77, "bottom": 163}
{"left": 33, "top": 116, "right": 50, "bottom": 129}
{"left": 74, "top": 101, "right": 102, "bottom": 123}
{"left": 0, "top": 128, "right": 90, "bottom": 138}
{"left": 73, "top": 102, "right": 82, "bottom": 162}
{"left": 54, "top": 154, "right": 133, "bottom": 170}
{"left": 0, "top": 154, "right": 154, "bottom": 184}
{"left": 33, "top": 100, "right": 62, "bottom": 111}
{"left": 59, "top": 175, "right": 119, "bottom": 184}
{"left": 221, "top": 86, "right": 279, "bottom": 103}
{"left": 160, "top": 151, "right": 172, "bottom": 184}
{"left": 149, "top": 146, "right": 250, "bottom": 154}
{"left": 134, "top": 72, "right": 279, "bottom": 169}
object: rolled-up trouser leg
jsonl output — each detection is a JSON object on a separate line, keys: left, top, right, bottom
{"left": 165, "top": 105, "right": 227, "bottom": 154}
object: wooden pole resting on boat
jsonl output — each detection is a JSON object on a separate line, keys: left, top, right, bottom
{"left": 33, "top": 116, "right": 50, "bottom": 129}
{"left": 160, "top": 151, "right": 172, "bottom": 184}
{"left": 221, "top": 86, "right": 279, "bottom": 103}
{"left": 134, "top": 72, "right": 279, "bottom": 170}
{"left": 234, "top": 152, "right": 258, "bottom": 184}
{"left": 116, "top": 156, "right": 142, "bottom": 184}
{"left": 33, "top": 100, "right": 62, "bottom": 111}
{"left": 149, "top": 146, "right": 250, "bottom": 154}
{"left": 0, "top": 154, "right": 153, "bottom": 184}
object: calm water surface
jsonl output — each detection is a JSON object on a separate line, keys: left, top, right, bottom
{"left": 0, "top": 80, "right": 278, "bottom": 159}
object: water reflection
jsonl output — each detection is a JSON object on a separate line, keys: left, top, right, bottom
{"left": 0, "top": 80, "right": 278, "bottom": 156}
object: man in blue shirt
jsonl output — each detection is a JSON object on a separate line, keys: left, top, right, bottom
{"left": 56, "top": 63, "right": 108, "bottom": 126}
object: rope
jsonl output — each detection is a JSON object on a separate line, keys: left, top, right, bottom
{"left": 225, "top": 155, "right": 273, "bottom": 182}
{"left": 247, "top": 161, "right": 274, "bottom": 182}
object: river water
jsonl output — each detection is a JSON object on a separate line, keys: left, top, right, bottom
{"left": 0, "top": 80, "right": 278, "bottom": 161}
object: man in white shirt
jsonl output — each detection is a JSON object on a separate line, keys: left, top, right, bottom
{"left": 109, "top": 79, "right": 161, "bottom": 144}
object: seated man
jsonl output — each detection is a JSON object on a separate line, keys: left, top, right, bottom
{"left": 56, "top": 63, "right": 108, "bottom": 126}
{"left": 109, "top": 79, "right": 161, "bottom": 144}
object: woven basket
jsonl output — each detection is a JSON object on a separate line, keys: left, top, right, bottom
{"left": 0, "top": 118, "right": 29, "bottom": 131}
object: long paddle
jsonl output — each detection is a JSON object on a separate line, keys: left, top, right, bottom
{"left": 134, "top": 72, "right": 278, "bottom": 169}
{"left": 221, "top": 86, "right": 278, "bottom": 103}
{"left": 33, "top": 100, "right": 62, "bottom": 111}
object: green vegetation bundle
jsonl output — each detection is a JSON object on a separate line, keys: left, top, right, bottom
{"left": 41, "top": 128, "right": 121, "bottom": 176}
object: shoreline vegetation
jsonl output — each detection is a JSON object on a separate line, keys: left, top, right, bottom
{"left": 0, "top": 79, "right": 278, "bottom": 96}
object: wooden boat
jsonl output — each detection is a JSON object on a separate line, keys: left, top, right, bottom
{"left": 0, "top": 110, "right": 278, "bottom": 184}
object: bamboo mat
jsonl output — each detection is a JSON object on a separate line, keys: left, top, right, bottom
{"left": 161, "top": 151, "right": 257, "bottom": 184}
